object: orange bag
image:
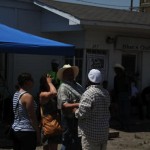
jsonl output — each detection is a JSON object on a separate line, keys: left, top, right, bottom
{"left": 41, "top": 107, "right": 62, "bottom": 137}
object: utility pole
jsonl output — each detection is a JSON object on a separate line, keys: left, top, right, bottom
{"left": 130, "top": 0, "right": 133, "bottom": 11}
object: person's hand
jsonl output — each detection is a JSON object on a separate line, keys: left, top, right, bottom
{"left": 75, "top": 102, "right": 79, "bottom": 107}
{"left": 46, "top": 74, "right": 52, "bottom": 83}
{"left": 72, "top": 107, "right": 78, "bottom": 113}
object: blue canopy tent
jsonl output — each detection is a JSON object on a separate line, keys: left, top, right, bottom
{"left": 0, "top": 24, "right": 76, "bottom": 125}
{"left": 0, "top": 23, "right": 75, "bottom": 56}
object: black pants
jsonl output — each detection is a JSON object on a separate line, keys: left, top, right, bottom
{"left": 13, "top": 131, "right": 36, "bottom": 150}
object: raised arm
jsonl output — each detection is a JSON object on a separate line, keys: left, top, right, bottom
{"left": 39, "top": 75, "right": 57, "bottom": 105}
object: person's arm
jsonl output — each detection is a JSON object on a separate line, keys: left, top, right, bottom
{"left": 40, "top": 75, "right": 57, "bottom": 105}
{"left": 21, "top": 93, "right": 41, "bottom": 145}
{"left": 75, "top": 92, "right": 92, "bottom": 119}
{"left": 57, "top": 85, "right": 79, "bottom": 111}
{"left": 62, "top": 102, "right": 79, "bottom": 109}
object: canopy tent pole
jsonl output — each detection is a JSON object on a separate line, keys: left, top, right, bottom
{"left": 73, "top": 56, "right": 76, "bottom": 65}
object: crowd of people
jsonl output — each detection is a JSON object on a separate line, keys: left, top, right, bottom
{"left": 9, "top": 60, "right": 150, "bottom": 150}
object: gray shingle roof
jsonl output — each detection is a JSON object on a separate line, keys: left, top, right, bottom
{"left": 35, "top": 0, "right": 150, "bottom": 27}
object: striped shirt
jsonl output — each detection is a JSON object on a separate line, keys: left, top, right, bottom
{"left": 75, "top": 85, "right": 110, "bottom": 143}
{"left": 12, "top": 91, "right": 37, "bottom": 131}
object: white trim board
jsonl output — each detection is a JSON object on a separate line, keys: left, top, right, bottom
{"left": 34, "top": 1, "right": 80, "bottom": 25}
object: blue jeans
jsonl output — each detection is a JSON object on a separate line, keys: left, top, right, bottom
{"left": 61, "top": 115, "right": 82, "bottom": 150}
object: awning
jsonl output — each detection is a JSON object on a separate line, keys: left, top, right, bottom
{"left": 0, "top": 23, "right": 75, "bottom": 56}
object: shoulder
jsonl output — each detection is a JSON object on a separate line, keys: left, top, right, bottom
{"left": 82, "top": 87, "right": 93, "bottom": 97}
{"left": 58, "top": 83, "right": 65, "bottom": 89}
{"left": 58, "top": 83, "right": 67, "bottom": 92}
{"left": 20, "top": 92, "right": 33, "bottom": 104}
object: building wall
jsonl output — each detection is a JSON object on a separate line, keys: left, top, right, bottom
{"left": 140, "top": 0, "right": 150, "bottom": 12}
{"left": 0, "top": 0, "right": 64, "bottom": 96}
{"left": 82, "top": 30, "right": 121, "bottom": 90}
{"left": 1, "top": 0, "right": 150, "bottom": 95}
{"left": 13, "top": 54, "right": 63, "bottom": 95}
{"left": 0, "top": 0, "right": 41, "bottom": 34}
{"left": 50, "top": 28, "right": 150, "bottom": 91}
{"left": 68, "top": 29, "right": 150, "bottom": 91}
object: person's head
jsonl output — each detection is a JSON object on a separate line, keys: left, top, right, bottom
{"left": 17, "top": 72, "right": 34, "bottom": 90}
{"left": 88, "top": 69, "right": 102, "bottom": 85}
{"left": 39, "top": 74, "right": 50, "bottom": 92}
{"left": 114, "top": 64, "right": 125, "bottom": 75}
{"left": 51, "top": 59, "right": 59, "bottom": 72}
{"left": 57, "top": 64, "right": 79, "bottom": 82}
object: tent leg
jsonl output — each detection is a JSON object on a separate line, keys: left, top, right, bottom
{"left": 73, "top": 56, "right": 75, "bottom": 65}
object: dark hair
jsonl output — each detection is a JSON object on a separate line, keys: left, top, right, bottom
{"left": 39, "top": 74, "right": 49, "bottom": 92}
{"left": 17, "top": 72, "right": 33, "bottom": 87}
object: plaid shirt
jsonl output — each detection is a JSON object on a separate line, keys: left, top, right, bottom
{"left": 75, "top": 85, "right": 110, "bottom": 143}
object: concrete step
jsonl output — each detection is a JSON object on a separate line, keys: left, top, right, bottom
{"left": 109, "top": 128, "right": 119, "bottom": 139}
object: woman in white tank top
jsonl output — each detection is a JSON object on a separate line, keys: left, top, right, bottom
{"left": 12, "top": 72, "right": 41, "bottom": 150}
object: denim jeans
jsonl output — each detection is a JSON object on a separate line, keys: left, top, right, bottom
{"left": 61, "top": 115, "right": 82, "bottom": 150}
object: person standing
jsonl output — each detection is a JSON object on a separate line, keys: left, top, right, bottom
{"left": 75, "top": 69, "right": 110, "bottom": 150}
{"left": 113, "top": 64, "right": 131, "bottom": 130}
{"left": 57, "top": 64, "right": 84, "bottom": 150}
{"left": 12, "top": 72, "right": 41, "bottom": 150}
{"left": 39, "top": 74, "right": 59, "bottom": 150}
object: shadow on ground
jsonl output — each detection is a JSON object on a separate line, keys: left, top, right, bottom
{"left": 110, "top": 115, "right": 150, "bottom": 133}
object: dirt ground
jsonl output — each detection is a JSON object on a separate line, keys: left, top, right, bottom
{"left": 107, "top": 131, "right": 150, "bottom": 150}
{"left": 107, "top": 116, "right": 150, "bottom": 150}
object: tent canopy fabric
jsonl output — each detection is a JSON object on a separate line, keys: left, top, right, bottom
{"left": 0, "top": 23, "right": 75, "bottom": 56}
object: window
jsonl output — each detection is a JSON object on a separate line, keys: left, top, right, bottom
{"left": 86, "top": 49, "right": 108, "bottom": 80}
{"left": 64, "top": 49, "right": 83, "bottom": 84}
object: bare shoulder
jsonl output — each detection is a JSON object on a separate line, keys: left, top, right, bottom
{"left": 21, "top": 92, "right": 33, "bottom": 103}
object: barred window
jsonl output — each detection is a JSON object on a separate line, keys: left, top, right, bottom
{"left": 64, "top": 49, "right": 83, "bottom": 84}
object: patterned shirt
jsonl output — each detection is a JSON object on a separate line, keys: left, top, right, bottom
{"left": 57, "top": 81, "right": 84, "bottom": 118}
{"left": 75, "top": 85, "right": 110, "bottom": 143}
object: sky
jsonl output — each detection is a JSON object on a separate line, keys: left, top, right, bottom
{"left": 57, "top": 0, "right": 140, "bottom": 11}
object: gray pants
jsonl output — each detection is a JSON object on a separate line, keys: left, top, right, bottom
{"left": 81, "top": 135, "right": 107, "bottom": 150}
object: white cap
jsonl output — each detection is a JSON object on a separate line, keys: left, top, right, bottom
{"left": 88, "top": 69, "right": 102, "bottom": 83}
